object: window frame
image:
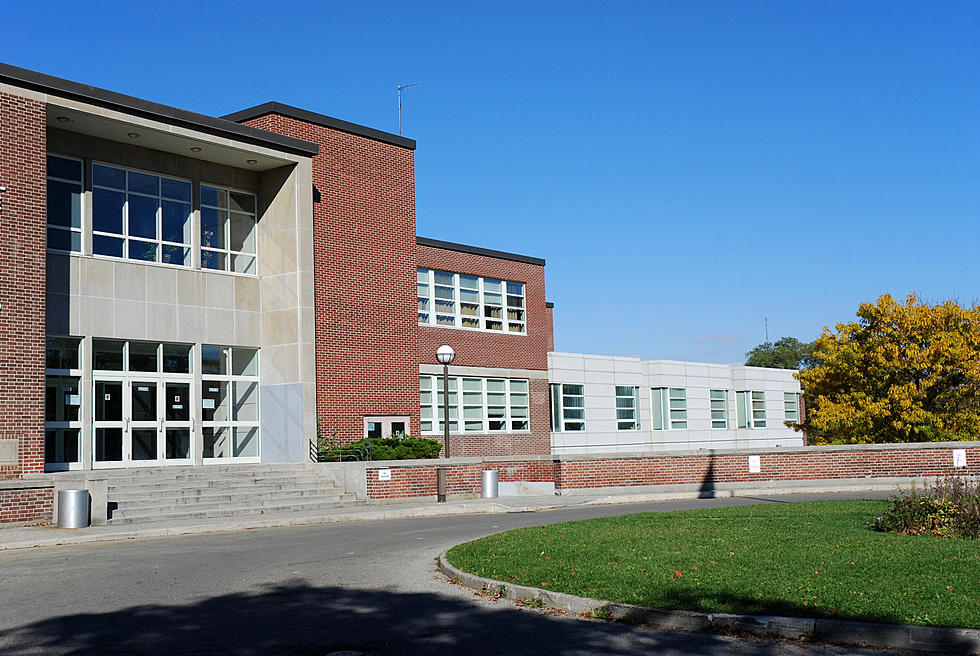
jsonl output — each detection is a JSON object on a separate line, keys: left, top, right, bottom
{"left": 615, "top": 385, "right": 640, "bottom": 431}
{"left": 784, "top": 392, "right": 800, "bottom": 424}
{"left": 90, "top": 161, "right": 193, "bottom": 268}
{"left": 46, "top": 154, "right": 84, "bottom": 254}
{"left": 200, "top": 183, "right": 259, "bottom": 276}
{"left": 651, "top": 387, "right": 687, "bottom": 430}
{"left": 421, "top": 375, "right": 531, "bottom": 434}
{"left": 44, "top": 336, "right": 83, "bottom": 470}
{"left": 710, "top": 389, "right": 729, "bottom": 429}
{"left": 201, "top": 345, "right": 261, "bottom": 461}
{"left": 549, "top": 382, "right": 585, "bottom": 432}
{"left": 417, "top": 268, "right": 527, "bottom": 334}
{"left": 736, "top": 390, "right": 767, "bottom": 429}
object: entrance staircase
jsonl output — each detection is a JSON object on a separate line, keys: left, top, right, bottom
{"left": 103, "top": 464, "right": 359, "bottom": 524}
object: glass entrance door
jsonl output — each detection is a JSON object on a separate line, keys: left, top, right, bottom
{"left": 94, "top": 378, "right": 124, "bottom": 464}
{"left": 93, "top": 377, "right": 193, "bottom": 467}
{"left": 131, "top": 381, "right": 158, "bottom": 461}
{"left": 164, "top": 381, "right": 191, "bottom": 460}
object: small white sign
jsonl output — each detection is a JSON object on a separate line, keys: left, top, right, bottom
{"left": 748, "top": 455, "right": 761, "bottom": 473}
{"left": 104, "top": 393, "right": 111, "bottom": 401}
{"left": 209, "top": 387, "right": 220, "bottom": 393}
{"left": 378, "top": 468, "right": 392, "bottom": 481}
{"left": 66, "top": 394, "right": 81, "bottom": 406}
{"left": 137, "top": 386, "right": 149, "bottom": 392}
{"left": 202, "top": 399, "right": 215, "bottom": 409}
{"left": 952, "top": 449, "right": 967, "bottom": 468}
{"left": 173, "top": 404, "right": 183, "bottom": 410}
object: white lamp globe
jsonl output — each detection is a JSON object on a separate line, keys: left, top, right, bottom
{"left": 436, "top": 344, "right": 456, "bottom": 365}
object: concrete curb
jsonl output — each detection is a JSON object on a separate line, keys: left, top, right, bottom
{"left": 0, "top": 499, "right": 574, "bottom": 551}
{"left": 437, "top": 552, "right": 980, "bottom": 654}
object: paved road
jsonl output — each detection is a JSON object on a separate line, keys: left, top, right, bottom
{"left": 0, "top": 491, "right": 919, "bottom": 656}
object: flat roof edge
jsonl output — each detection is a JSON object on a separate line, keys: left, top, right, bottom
{"left": 223, "top": 102, "right": 417, "bottom": 151}
{"left": 417, "top": 236, "right": 545, "bottom": 266}
{"left": 0, "top": 62, "right": 319, "bottom": 157}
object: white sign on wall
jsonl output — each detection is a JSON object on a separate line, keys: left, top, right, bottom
{"left": 748, "top": 455, "right": 761, "bottom": 473}
{"left": 378, "top": 468, "right": 392, "bottom": 481}
{"left": 952, "top": 449, "right": 967, "bottom": 468}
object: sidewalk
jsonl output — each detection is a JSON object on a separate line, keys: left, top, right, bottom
{"left": 0, "top": 494, "right": 599, "bottom": 551}
{"left": 0, "top": 484, "right": 896, "bottom": 551}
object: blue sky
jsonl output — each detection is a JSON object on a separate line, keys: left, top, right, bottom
{"left": 4, "top": 2, "right": 978, "bottom": 363}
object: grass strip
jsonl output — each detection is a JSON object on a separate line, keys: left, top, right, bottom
{"left": 446, "top": 500, "right": 980, "bottom": 628}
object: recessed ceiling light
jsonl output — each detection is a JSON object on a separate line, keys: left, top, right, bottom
{"left": 127, "top": 132, "right": 139, "bottom": 138}
{"left": 56, "top": 116, "right": 70, "bottom": 123}
{"left": 246, "top": 159, "right": 258, "bottom": 165}
{"left": 190, "top": 146, "right": 202, "bottom": 153}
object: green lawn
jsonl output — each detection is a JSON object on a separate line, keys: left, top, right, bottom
{"left": 446, "top": 500, "right": 980, "bottom": 628}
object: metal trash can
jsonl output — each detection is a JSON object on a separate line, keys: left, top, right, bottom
{"left": 57, "top": 489, "right": 90, "bottom": 528}
{"left": 481, "top": 469, "right": 499, "bottom": 499}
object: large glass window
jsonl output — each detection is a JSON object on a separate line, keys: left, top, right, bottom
{"left": 47, "top": 155, "right": 83, "bottom": 253}
{"left": 710, "top": 389, "right": 729, "bottom": 429}
{"left": 651, "top": 387, "right": 687, "bottom": 430}
{"left": 615, "top": 386, "right": 640, "bottom": 430}
{"left": 203, "top": 346, "right": 260, "bottom": 459}
{"left": 417, "top": 268, "right": 526, "bottom": 333}
{"left": 201, "top": 185, "right": 257, "bottom": 274}
{"left": 45, "top": 337, "right": 82, "bottom": 469}
{"left": 92, "top": 164, "right": 191, "bottom": 265}
{"left": 549, "top": 383, "right": 585, "bottom": 432}
{"left": 736, "top": 391, "right": 767, "bottom": 428}
{"left": 421, "top": 376, "right": 530, "bottom": 434}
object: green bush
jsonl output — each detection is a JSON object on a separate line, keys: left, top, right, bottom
{"left": 318, "top": 435, "right": 442, "bottom": 461}
{"left": 872, "top": 477, "right": 980, "bottom": 539}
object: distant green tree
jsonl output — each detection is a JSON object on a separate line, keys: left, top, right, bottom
{"left": 745, "top": 337, "right": 816, "bottom": 370}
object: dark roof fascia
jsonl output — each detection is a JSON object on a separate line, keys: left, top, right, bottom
{"left": 416, "top": 236, "right": 545, "bottom": 266}
{"left": 0, "top": 62, "right": 319, "bottom": 157}
{"left": 223, "top": 102, "right": 416, "bottom": 151}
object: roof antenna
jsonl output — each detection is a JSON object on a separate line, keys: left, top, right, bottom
{"left": 765, "top": 316, "right": 769, "bottom": 342}
{"left": 397, "top": 82, "right": 419, "bottom": 135}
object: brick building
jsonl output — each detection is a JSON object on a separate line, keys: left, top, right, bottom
{"left": 0, "top": 62, "right": 554, "bottom": 482}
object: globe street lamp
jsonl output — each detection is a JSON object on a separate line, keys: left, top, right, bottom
{"left": 436, "top": 345, "right": 456, "bottom": 458}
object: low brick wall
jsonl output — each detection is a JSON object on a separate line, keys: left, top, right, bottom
{"left": 0, "top": 485, "right": 53, "bottom": 524}
{"left": 360, "top": 442, "right": 979, "bottom": 500}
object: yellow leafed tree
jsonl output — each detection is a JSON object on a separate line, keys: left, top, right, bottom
{"left": 797, "top": 294, "right": 980, "bottom": 444}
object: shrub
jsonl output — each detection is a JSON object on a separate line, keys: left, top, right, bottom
{"left": 872, "top": 477, "right": 980, "bottom": 539}
{"left": 318, "top": 435, "right": 442, "bottom": 462}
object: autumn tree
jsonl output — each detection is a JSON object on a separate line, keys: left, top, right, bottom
{"left": 797, "top": 294, "right": 980, "bottom": 444}
{"left": 745, "top": 337, "right": 816, "bottom": 370}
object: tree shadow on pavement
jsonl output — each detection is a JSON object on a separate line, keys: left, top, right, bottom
{"left": 0, "top": 580, "right": 892, "bottom": 656}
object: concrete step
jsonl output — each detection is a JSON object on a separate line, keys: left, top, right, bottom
{"left": 108, "top": 497, "right": 353, "bottom": 524}
{"left": 107, "top": 477, "right": 328, "bottom": 494}
{"left": 109, "top": 485, "right": 344, "bottom": 505}
{"left": 106, "top": 471, "right": 327, "bottom": 484}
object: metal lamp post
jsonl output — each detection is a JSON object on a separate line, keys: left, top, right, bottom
{"left": 436, "top": 345, "right": 456, "bottom": 458}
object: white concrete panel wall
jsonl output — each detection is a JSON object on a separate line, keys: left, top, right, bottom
{"left": 549, "top": 352, "right": 804, "bottom": 455}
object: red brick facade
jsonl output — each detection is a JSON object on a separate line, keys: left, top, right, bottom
{"left": 0, "top": 92, "right": 46, "bottom": 480}
{"left": 363, "top": 443, "right": 979, "bottom": 500}
{"left": 416, "top": 244, "right": 550, "bottom": 371}
{"left": 241, "top": 114, "right": 421, "bottom": 445}
{"left": 0, "top": 487, "right": 53, "bottom": 524}
{"left": 239, "top": 113, "right": 555, "bottom": 456}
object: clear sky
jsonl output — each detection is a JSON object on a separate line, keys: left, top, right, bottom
{"left": 3, "top": 2, "right": 977, "bottom": 363}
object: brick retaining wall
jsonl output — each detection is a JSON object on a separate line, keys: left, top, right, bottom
{"left": 0, "top": 487, "right": 53, "bottom": 524}
{"left": 361, "top": 442, "right": 979, "bottom": 500}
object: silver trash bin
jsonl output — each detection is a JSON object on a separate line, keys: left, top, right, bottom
{"left": 481, "top": 469, "right": 499, "bottom": 499}
{"left": 57, "top": 489, "right": 90, "bottom": 528}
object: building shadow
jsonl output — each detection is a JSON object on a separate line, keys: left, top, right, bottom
{"left": 0, "top": 579, "right": 939, "bottom": 656}
{"left": 698, "top": 449, "right": 717, "bottom": 498}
